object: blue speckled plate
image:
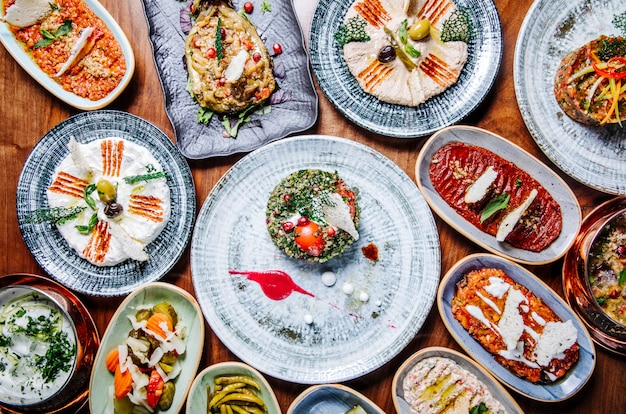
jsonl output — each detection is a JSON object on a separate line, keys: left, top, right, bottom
{"left": 140, "top": 0, "right": 318, "bottom": 159}
{"left": 309, "top": 0, "right": 502, "bottom": 138}
{"left": 191, "top": 135, "right": 440, "bottom": 384}
{"left": 16, "top": 110, "right": 195, "bottom": 297}
{"left": 438, "top": 253, "right": 596, "bottom": 402}
{"left": 287, "top": 384, "right": 385, "bottom": 414}
{"left": 514, "top": 0, "right": 626, "bottom": 194}
{"left": 0, "top": 0, "right": 134, "bottom": 110}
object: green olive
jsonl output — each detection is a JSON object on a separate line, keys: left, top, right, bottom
{"left": 408, "top": 19, "right": 430, "bottom": 41}
{"left": 96, "top": 178, "right": 117, "bottom": 203}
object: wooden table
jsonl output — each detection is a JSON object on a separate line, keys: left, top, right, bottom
{"left": 0, "top": 0, "right": 622, "bottom": 412}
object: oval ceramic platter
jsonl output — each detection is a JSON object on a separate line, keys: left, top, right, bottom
{"left": 89, "top": 282, "right": 205, "bottom": 414}
{"left": 287, "top": 384, "right": 385, "bottom": 414}
{"left": 438, "top": 254, "right": 596, "bottom": 402}
{"left": 0, "top": 274, "right": 99, "bottom": 414}
{"left": 140, "top": 0, "right": 318, "bottom": 159}
{"left": 16, "top": 110, "right": 195, "bottom": 297}
{"left": 0, "top": 0, "right": 134, "bottom": 110}
{"left": 392, "top": 347, "right": 523, "bottom": 414}
{"left": 514, "top": 0, "right": 626, "bottom": 194}
{"left": 191, "top": 135, "right": 441, "bottom": 384}
{"left": 187, "top": 362, "right": 281, "bottom": 414}
{"left": 309, "top": 0, "right": 502, "bottom": 138}
{"left": 415, "top": 125, "right": 581, "bottom": 265}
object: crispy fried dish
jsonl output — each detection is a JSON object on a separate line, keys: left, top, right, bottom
{"left": 554, "top": 35, "right": 626, "bottom": 126}
{"left": 452, "top": 268, "right": 579, "bottom": 383}
{"left": 185, "top": 0, "right": 276, "bottom": 114}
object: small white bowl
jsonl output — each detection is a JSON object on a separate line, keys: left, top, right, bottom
{"left": 187, "top": 361, "right": 281, "bottom": 414}
{"left": 287, "top": 383, "right": 384, "bottom": 414}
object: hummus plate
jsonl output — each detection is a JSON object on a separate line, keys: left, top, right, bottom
{"left": 16, "top": 110, "right": 195, "bottom": 296}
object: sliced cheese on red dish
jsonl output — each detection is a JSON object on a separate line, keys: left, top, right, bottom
{"left": 464, "top": 166, "right": 497, "bottom": 204}
{"left": 496, "top": 189, "right": 537, "bottom": 242}
{"left": 3, "top": 0, "right": 53, "bottom": 28}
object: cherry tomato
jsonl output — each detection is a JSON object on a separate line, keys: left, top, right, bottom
{"left": 295, "top": 221, "right": 325, "bottom": 256}
{"left": 243, "top": 2, "right": 254, "bottom": 13}
{"left": 272, "top": 43, "right": 283, "bottom": 55}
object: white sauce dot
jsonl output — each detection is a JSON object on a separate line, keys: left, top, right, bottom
{"left": 321, "top": 271, "right": 336, "bottom": 287}
{"left": 342, "top": 283, "right": 354, "bottom": 295}
{"left": 304, "top": 314, "right": 313, "bottom": 324}
{"left": 375, "top": 300, "right": 382, "bottom": 307}
{"left": 359, "top": 291, "right": 370, "bottom": 302}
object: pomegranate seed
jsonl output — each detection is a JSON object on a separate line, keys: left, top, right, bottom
{"left": 282, "top": 221, "right": 294, "bottom": 232}
{"left": 283, "top": 193, "right": 292, "bottom": 202}
{"left": 221, "top": 27, "right": 227, "bottom": 39}
{"left": 272, "top": 43, "right": 283, "bottom": 55}
{"left": 253, "top": 52, "right": 262, "bottom": 63}
{"left": 297, "top": 216, "right": 309, "bottom": 226}
{"left": 206, "top": 47, "right": 216, "bottom": 58}
{"left": 326, "top": 227, "right": 336, "bottom": 237}
{"left": 243, "top": 2, "right": 253, "bottom": 13}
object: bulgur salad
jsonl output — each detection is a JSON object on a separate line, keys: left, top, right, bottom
{"left": 2, "top": 0, "right": 127, "bottom": 101}
{"left": 266, "top": 169, "right": 359, "bottom": 263}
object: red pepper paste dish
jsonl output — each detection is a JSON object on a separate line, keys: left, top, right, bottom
{"left": 266, "top": 169, "right": 360, "bottom": 263}
{"left": 428, "top": 141, "right": 562, "bottom": 252}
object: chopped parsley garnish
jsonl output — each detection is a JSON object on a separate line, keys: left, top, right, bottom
{"left": 124, "top": 165, "right": 168, "bottom": 184}
{"left": 440, "top": 7, "right": 475, "bottom": 43}
{"left": 33, "top": 19, "right": 73, "bottom": 49}
{"left": 334, "top": 16, "right": 370, "bottom": 46}
{"left": 470, "top": 402, "right": 488, "bottom": 414}
{"left": 23, "top": 206, "right": 87, "bottom": 225}
{"left": 480, "top": 193, "right": 510, "bottom": 223}
{"left": 261, "top": 0, "right": 272, "bottom": 13}
{"left": 613, "top": 10, "right": 626, "bottom": 35}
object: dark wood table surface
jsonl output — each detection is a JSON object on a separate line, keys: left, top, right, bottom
{"left": 0, "top": 0, "right": 623, "bottom": 412}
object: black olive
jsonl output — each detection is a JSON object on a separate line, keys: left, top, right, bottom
{"left": 378, "top": 45, "right": 396, "bottom": 63}
{"left": 104, "top": 202, "right": 124, "bottom": 218}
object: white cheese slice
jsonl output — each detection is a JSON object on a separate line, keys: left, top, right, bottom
{"left": 3, "top": 0, "right": 53, "bottom": 28}
{"left": 55, "top": 27, "right": 94, "bottom": 77}
{"left": 322, "top": 192, "right": 359, "bottom": 240}
{"left": 464, "top": 166, "right": 497, "bottom": 204}
{"left": 496, "top": 189, "right": 538, "bottom": 242}
{"left": 224, "top": 50, "right": 249, "bottom": 82}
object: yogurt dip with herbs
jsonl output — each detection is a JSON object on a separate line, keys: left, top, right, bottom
{"left": 0, "top": 287, "right": 77, "bottom": 406}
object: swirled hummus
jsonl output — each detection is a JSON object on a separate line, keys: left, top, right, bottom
{"left": 46, "top": 137, "right": 170, "bottom": 266}
{"left": 402, "top": 356, "right": 506, "bottom": 414}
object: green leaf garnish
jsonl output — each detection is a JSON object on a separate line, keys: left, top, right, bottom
{"left": 405, "top": 43, "right": 421, "bottom": 58}
{"left": 84, "top": 183, "right": 97, "bottom": 210}
{"left": 75, "top": 213, "right": 98, "bottom": 235}
{"left": 261, "top": 0, "right": 272, "bottom": 13}
{"left": 480, "top": 193, "right": 510, "bottom": 223}
{"left": 619, "top": 268, "right": 626, "bottom": 286}
{"left": 398, "top": 19, "right": 408, "bottom": 44}
{"left": 124, "top": 171, "right": 167, "bottom": 185}
{"left": 470, "top": 402, "right": 488, "bottom": 414}
{"left": 33, "top": 19, "right": 72, "bottom": 49}
{"left": 197, "top": 106, "right": 214, "bottom": 124}
{"left": 215, "top": 17, "right": 224, "bottom": 63}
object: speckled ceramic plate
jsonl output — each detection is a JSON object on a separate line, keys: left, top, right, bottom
{"left": 89, "top": 282, "right": 204, "bottom": 414}
{"left": 438, "top": 254, "right": 596, "bottom": 402}
{"left": 287, "top": 384, "right": 385, "bottom": 414}
{"left": 187, "top": 362, "right": 281, "bottom": 414}
{"left": 392, "top": 347, "right": 523, "bottom": 414}
{"left": 514, "top": 0, "right": 626, "bottom": 194}
{"left": 0, "top": 0, "right": 134, "bottom": 110}
{"left": 140, "top": 0, "right": 318, "bottom": 159}
{"left": 309, "top": 0, "right": 502, "bottom": 138}
{"left": 415, "top": 125, "right": 581, "bottom": 265}
{"left": 191, "top": 135, "right": 441, "bottom": 384}
{"left": 16, "top": 110, "right": 195, "bottom": 297}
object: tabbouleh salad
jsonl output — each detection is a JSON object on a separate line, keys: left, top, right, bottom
{"left": 266, "top": 169, "right": 360, "bottom": 262}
